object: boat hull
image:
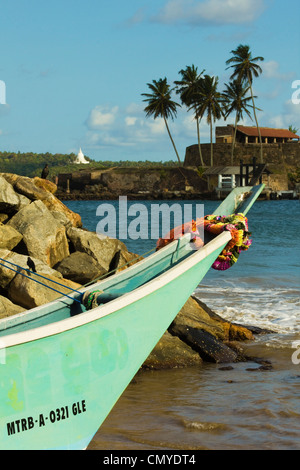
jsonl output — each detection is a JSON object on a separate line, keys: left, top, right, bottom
{"left": 0, "top": 232, "right": 230, "bottom": 450}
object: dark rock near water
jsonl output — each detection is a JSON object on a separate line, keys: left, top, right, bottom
{"left": 146, "top": 296, "right": 255, "bottom": 367}
{"left": 170, "top": 324, "right": 238, "bottom": 363}
{"left": 143, "top": 331, "right": 203, "bottom": 370}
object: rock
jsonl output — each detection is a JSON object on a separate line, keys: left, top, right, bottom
{"left": 42, "top": 192, "right": 82, "bottom": 228}
{"left": 0, "top": 295, "right": 26, "bottom": 319}
{"left": 188, "top": 296, "right": 254, "bottom": 342}
{"left": 0, "top": 225, "right": 23, "bottom": 250}
{"left": 8, "top": 270, "right": 81, "bottom": 309}
{"left": 0, "top": 214, "right": 9, "bottom": 224}
{"left": 7, "top": 200, "right": 70, "bottom": 267}
{"left": 0, "top": 173, "right": 81, "bottom": 228}
{"left": 0, "top": 249, "right": 63, "bottom": 289}
{"left": 0, "top": 175, "right": 23, "bottom": 213}
{"left": 143, "top": 331, "right": 203, "bottom": 369}
{"left": 54, "top": 251, "right": 106, "bottom": 284}
{"left": 13, "top": 175, "right": 49, "bottom": 201}
{"left": 33, "top": 177, "right": 57, "bottom": 194}
{"left": 115, "top": 250, "right": 143, "bottom": 273}
{"left": 67, "top": 227, "right": 127, "bottom": 271}
{"left": 143, "top": 295, "right": 254, "bottom": 367}
{"left": 141, "top": 296, "right": 255, "bottom": 368}
{"left": 169, "top": 324, "right": 238, "bottom": 363}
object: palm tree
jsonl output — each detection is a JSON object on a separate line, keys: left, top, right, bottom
{"left": 223, "top": 79, "right": 254, "bottom": 164}
{"left": 194, "top": 74, "right": 225, "bottom": 167}
{"left": 226, "top": 44, "right": 264, "bottom": 162}
{"left": 174, "top": 65, "right": 205, "bottom": 166}
{"left": 289, "top": 124, "right": 299, "bottom": 135}
{"left": 141, "top": 78, "right": 182, "bottom": 165}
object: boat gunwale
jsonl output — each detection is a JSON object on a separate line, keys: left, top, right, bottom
{"left": 0, "top": 233, "right": 193, "bottom": 330}
{"left": 0, "top": 231, "right": 231, "bottom": 348}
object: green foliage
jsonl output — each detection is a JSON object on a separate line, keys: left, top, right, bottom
{"left": 289, "top": 125, "right": 299, "bottom": 135}
{"left": 288, "top": 167, "right": 300, "bottom": 184}
{"left": 0, "top": 151, "right": 177, "bottom": 178}
{"left": 196, "top": 166, "right": 205, "bottom": 177}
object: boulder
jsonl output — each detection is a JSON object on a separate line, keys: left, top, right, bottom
{"left": 0, "top": 173, "right": 81, "bottom": 227}
{"left": 0, "top": 225, "right": 23, "bottom": 250}
{"left": 42, "top": 192, "right": 82, "bottom": 228}
{"left": 115, "top": 250, "right": 143, "bottom": 273}
{"left": 13, "top": 175, "right": 49, "bottom": 201}
{"left": 190, "top": 297, "right": 254, "bottom": 342}
{"left": 0, "top": 249, "right": 63, "bottom": 289}
{"left": 8, "top": 270, "right": 81, "bottom": 309}
{"left": 7, "top": 200, "right": 70, "bottom": 267}
{"left": 170, "top": 296, "right": 254, "bottom": 343}
{"left": 0, "top": 175, "right": 23, "bottom": 213}
{"left": 0, "top": 214, "right": 9, "bottom": 224}
{"left": 169, "top": 324, "right": 238, "bottom": 363}
{"left": 144, "top": 296, "right": 255, "bottom": 367}
{"left": 67, "top": 227, "right": 127, "bottom": 271}
{"left": 143, "top": 331, "right": 203, "bottom": 369}
{"left": 33, "top": 177, "right": 57, "bottom": 194}
{"left": 54, "top": 251, "right": 106, "bottom": 284}
{"left": 0, "top": 295, "right": 25, "bottom": 319}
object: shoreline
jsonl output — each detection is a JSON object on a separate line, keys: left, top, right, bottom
{"left": 56, "top": 189, "right": 298, "bottom": 202}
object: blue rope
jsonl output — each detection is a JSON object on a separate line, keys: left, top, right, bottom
{"left": 0, "top": 261, "right": 82, "bottom": 304}
{"left": 0, "top": 257, "right": 82, "bottom": 294}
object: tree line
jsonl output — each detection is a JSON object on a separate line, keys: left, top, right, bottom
{"left": 142, "top": 44, "right": 265, "bottom": 167}
{"left": 0, "top": 151, "right": 178, "bottom": 178}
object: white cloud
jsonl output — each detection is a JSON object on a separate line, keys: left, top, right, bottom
{"left": 152, "top": 0, "right": 266, "bottom": 25}
{"left": 266, "top": 99, "right": 300, "bottom": 131}
{"left": 147, "top": 118, "right": 166, "bottom": 135}
{"left": 86, "top": 105, "right": 118, "bottom": 130}
{"left": 125, "top": 116, "right": 137, "bottom": 126}
{"left": 262, "top": 61, "right": 295, "bottom": 81}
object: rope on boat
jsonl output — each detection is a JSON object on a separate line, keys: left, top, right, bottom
{"left": 0, "top": 260, "right": 82, "bottom": 304}
{"left": 0, "top": 257, "right": 82, "bottom": 294}
{"left": 82, "top": 290, "right": 103, "bottom": 310}
{"left": 0, "top": 246, "right": 157, "bottom": 306}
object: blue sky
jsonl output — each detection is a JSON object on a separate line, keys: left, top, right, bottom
{"left": 0, "top": 0, "right": 299, "bottom": 162}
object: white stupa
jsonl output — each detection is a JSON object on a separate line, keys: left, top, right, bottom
{"left": 74, "top": 148, "right": 89, "bottom": 164}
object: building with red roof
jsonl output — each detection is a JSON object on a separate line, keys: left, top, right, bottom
{"left": 216, "top": 125, "right": 299, "bottom": 144}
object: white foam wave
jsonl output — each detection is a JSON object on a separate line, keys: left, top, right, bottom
{"left": 195, "top": 281, "right": 300, "bottom": 335}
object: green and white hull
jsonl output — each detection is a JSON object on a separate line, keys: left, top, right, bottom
{"left": 0, "top": 232, "right": 231, "bottom": 450}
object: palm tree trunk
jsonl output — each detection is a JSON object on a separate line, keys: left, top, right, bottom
{"left": 210, "top": 120, "right": 213, "bottom": 167}
{"left": 231, "top": 113, "right": 238, "bottom": 165}
{"left": 248, "top": 71, "right": 263, "bottom": 163}
{"left": 196, "top": 115, "right": 204, "bottom": 167}
{"left": 163, "top": 115, "right": 182, "bottom": 166}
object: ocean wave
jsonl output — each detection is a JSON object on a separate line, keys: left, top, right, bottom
{"left": 195, "top": 281, "right": 300, "bottom": 335}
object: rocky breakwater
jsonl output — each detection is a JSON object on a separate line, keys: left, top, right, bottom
{"left": 0, "top": 173, "right": 263, "bottom": 367}
{"left": 0, "top": 173, "right": 138, "bottom": 313}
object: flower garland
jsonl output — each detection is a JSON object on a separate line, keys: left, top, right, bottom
{"left": 156, "top": 212, "right": 252, "bottom": 272}
{"left": 204, "top": 213, "right": 252, "bottom": 271}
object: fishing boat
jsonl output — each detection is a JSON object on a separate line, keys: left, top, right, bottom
{"left": 0, "top": 185, "right": 264, "bottom": 450}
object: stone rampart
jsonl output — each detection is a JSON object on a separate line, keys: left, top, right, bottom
{"left": 184, "top": 142, "right": 300, "bottom": 168}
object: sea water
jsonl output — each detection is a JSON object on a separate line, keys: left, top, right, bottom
{"left": 65, "top": 198, "right": 300, "bottom": 450}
